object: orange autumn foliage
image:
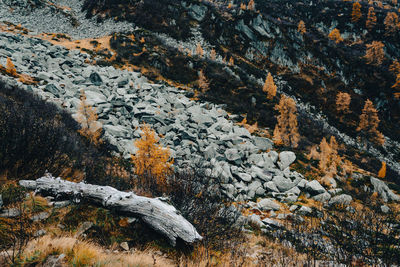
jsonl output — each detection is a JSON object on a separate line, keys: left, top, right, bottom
{"left": 198, "top": 70, "right": 210, "bottom": 93}
{"left": 336, "top": 92, "right": 351, "bottom": 122}
{"left": 273, "top": 95, "right": 300, "bottom": 148}
{"left": 318, "top": 136, "right": 341, "bottom": 175}
{"left": 364, "top": 41, "right": 385, "bottom": 65}
{"left": 131, "top": 124, "right": 173, "bottom": 188}
{"left": 263, "top": 72, "right": 277, "bottom": 100}
{"left": 357, "top": 99, "right": 385, "bottom": 145}
{"left": 76, "top": 90, "right": 102, "bottom": 145}
{"left": 352, "top": 2, "right": 362, "bottom": 22}
{"left": 389, "top": 59, "right": 400, "bottom": 76}
{"left": 384, "top": 12, "right": 399, "bottom": 36}
{"left": 378, "top": 161, "right": 386, "bottom": 178}
{"left": 366, "top": 7, "right": 377, "bottom": 31}
{"left": 298, "top": 20, "right": 306, "bottom": 34}
{"left": 247, "top": 0, "right": 255, "bottom": 10}
{"left": 196, "top": 43, "right": 204, "bottom": 57}
{"left": 6, "top": 57, "right": 17, "bottom": 77}
{"left": 210, "top": 48, "right": 217, "bottom": 60}
{"left": 328, "top": 28, "right": 343, "bottom": 43}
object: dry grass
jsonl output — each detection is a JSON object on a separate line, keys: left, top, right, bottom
{"left": 179, "top": 234, "right": 308, "bottom": 267}
{"left": 22, "top": 235, "right": 174, "bottom": 266}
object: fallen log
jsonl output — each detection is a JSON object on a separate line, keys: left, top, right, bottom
{"left": 19, "top": 174, "right": 202, "bottom": 246}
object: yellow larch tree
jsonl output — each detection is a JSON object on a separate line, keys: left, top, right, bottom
{"left": 6, "top": 57, "right": 17, "bottom": 77}
{"left": 389, "top": 59, "right": 400, "bottom": 76}
{"left": 384, "top": 12, "right": 399, "bottom": 36}
{"left": 247, "top": 0, "right": 255, "bottom": 10}
{"left": 263, "top": 72, "right": 277, "bottom": 100}
{"left": 318, "top": 137, "right": 331, "bottom": 173}
{"left": 357, "top": 99, "right": 385, "bottom": 145}
{"left": 364, "top": 41, "right": 385, "bottom": 65}
{"left": 131, "top": 124, "right": 173, "bottom": 189}
{"left": 366, "top": 7, "right": 377, "bottom": 31}
{"left": 196, "top": 43, "right": 204, "bottom": 57}
{"left": 392, "top": 73, "right": 400, "bottom": 98}
{"left": 229, "top": 57, "right": 234, "bottom": 66}
{"left": 378, "top": 161, "right": 386, "bottom": 178}
{"left": 298, "top": 20, "right": 306, "bottom": 34}
{"left": 328, "top": 28, "right": 344, "bottom": 43}
{"left": 210, "top": 48, "right": 217, "bottom": 61}
{"left": 198, "top": 70, "right": 210, "bottom": 93}
{"left": 312, "top": 136, "right": 341, "bottom": 175}
{"left": 336, "top": 92, "right": 351, "bottom": 121}
{"left": 273, "top": 95, "right": 300, "bottom": 148}
{"left": 76, "top": 90, "right": 103, "bottom": 145}
{"left": 352, "top": 2, "right": 362, "bottom": 22}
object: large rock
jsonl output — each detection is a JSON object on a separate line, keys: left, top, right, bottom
{"left": 187, "top": 4, "right": 208, "bottom": 21}
{"left": 328, "top": 194, "right": 352, "bottom": 206}
{"left": 103, "top": 125, "right": 131, "bottom": 138}
{"left": 224, "top": 148, "right": 241, "bottom": 163}
{"left": 250, "top": 166, "right": 273, "bottom": 182}
{"left": 264, "top": 181, "right": 279, "bottom": 192}
{"left": 85, "top": 90, "right": 107, "bottom": 106}
{"left": 297, "top": 206, "right": 312, "bottom": 215}
{"left": 0, "top": 208, "right": 20, "bottom": 218}
{"left": 257, "top": 198, "right": 280, "bottom": 211}
{"left": 89, "top": 72, "right": 103, "bottom": 86}
{"left": 312, "top": 192, "right": 331, "bottom": 203}
{"left": 237, "top": 172, "right": 252, "bottom": 182}
{"left": 247, "top": 214, "right": 264, "bottom": 228}
{"left": 277, "top": 151, "right": 296, "bottom": 170}
{"left": 305, "top": 180, "right": 326, "bottom": 195}
{"left": 30, "top": 211, "right": 50, "bottom": 222}
{"left": 272, "top": 176, "right": 295, "bottom": 192}
{"left": 370, "top": 177, "right": 400, "bottom": 202}
{"left": 252, "top": 137, "right": 273, "bottom": 151}
{"left": 262, "top": 218, "right": 282, "bottom": 228}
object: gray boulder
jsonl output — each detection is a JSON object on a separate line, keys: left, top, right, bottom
{"left": 253, "top": 137, "right": 273, "bottom": 151}
{"left": 264, "top": 181, "right": 279, "bottom": 192}
{"left": 257, "top": 198, "right": 280, "bottom": 211}
{"left": 298, "top": 206, "right": 312, "bottom": 215}
{"left": 381, "top": 205, "right": 390, "bottom": 214}
{"left": 328, "top": 194, "right": 352, "bottom": 206}
{"left": 237, "top": 172, "right": 252, "bottom": 182}
{"left": 30, "top": 211, "right": 50, "bottom": 222}
{"left": 250, "top": 166, "right": 272, "bottom": 181}
{"left": 312, "top": 192, "right": 331, "bottom": 203}
{"left": 0, "top": 208, "right": 20, "bottom": 218}
{"left": 248, "top": 180, "right": 262, "bottom": 193}
{"left": 44, "top": 84, "right": 61, "bottom": 97}
{"left": 266, "top": 151, "right": 279, "bottom": 163}
{"left": 224, "top": 148, "right": 241, "bottom": 163}
{"left": 89, "top": 72, "right": 103, "bottom": 86}
{"left": 248, "top": 214, "right": 264, "bottom": 228}
{"left": 305, "top": 180, "right": 326, "bottom": 195}
{"left": 103, "top": 125, "right": 130, "bottom": 138}
{"left": 278, "top": 151, "right": 296, "bottom": 170}
{"left": 272, "top": 176, "right": 295, "bottom": 192}
{"left": 370, "top": 177, "right": 400, "bottom": 202}
{"left": 262, "top": 218, "right": 282, "bottom": 228}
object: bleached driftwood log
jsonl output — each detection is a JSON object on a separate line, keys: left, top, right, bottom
{"left": 19, "top": 174, "right": 202, "bottom": 246}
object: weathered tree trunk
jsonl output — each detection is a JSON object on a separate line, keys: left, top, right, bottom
{"left": 19, "top": 174, "right": 202, "bottom": 246}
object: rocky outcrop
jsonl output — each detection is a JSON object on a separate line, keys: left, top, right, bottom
{"left": 370, "top": 177, "right": 400, "bottom": 203}
{"left": 0, "top": 32, "right": 313, "bottom": 202}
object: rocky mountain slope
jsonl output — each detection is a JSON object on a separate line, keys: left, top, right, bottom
{"left": 0, "top": 0, "right": 400, "bottom": 266}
